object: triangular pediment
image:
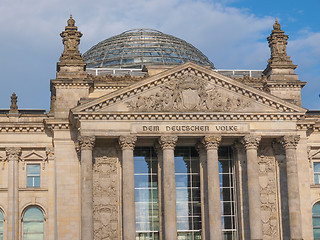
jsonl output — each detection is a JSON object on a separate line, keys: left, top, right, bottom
{"left": 72, "top": 62, "right": 306, "bottom": 115}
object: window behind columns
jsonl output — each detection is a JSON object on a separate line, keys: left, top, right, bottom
{"left": 134, "top": 147, "right": 159, "bottom": 240}
{"left": 218, "top": 147, "right": 237, "bottom": 239}
{"left": 175, "top": 147, "right": 201, "bottom": 240}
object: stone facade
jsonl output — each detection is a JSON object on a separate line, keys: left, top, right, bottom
{"left": 0, "top": 16, "right": 319, "bottom": 240}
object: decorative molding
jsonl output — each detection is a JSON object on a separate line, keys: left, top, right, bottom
{"left": 6, "top": 147, "right": 21, "bottom": 161}
{"left": 241, "top": 135, "right": 261, "bottom": 150}
{"left": 44, "top": 120, "right": 71, "bottom": 131}
{"left": 78, "top": 136, "right": 95, "bottom": 150}
{"left": 20, "top": 150, "right": 47, "bottom": 170}
{"left": 258, "top": 156, "right": 280, "bottom": 239}
{"left": 0, "top": 124, "right": 45, "bottom": 133}
{"left": 74, "top": 112, "right": 304, "bottom": 121}
{"left": 46, "top": 147, "right": 55, "bottom": 160}
{"left": 280, "top": 135, "right": 300, "bottom": 150}
{"left": 93, "top": 156, "right": 119, "bottom": 238}
{"left": 159, "top": 135, "right": 178, "bottom": 150}
{"left": 118, "top": 135, "right": 137, "bottom": 150}
{"left": 201, "top": 135, "right": 221, "bottom": 150}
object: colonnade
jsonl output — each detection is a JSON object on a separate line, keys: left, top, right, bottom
{"left": 78, "top": 134, "right": 303, "bottom": 240}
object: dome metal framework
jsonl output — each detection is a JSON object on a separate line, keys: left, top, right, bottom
{"left": 83, "top": 29, "right": 214, "bottom": 69}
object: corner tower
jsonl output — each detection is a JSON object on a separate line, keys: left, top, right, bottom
{"left": 263, "top": 20, "right": 305, "bottom": 106}
{"left": 51, "top": 16, "right": 92, "bottom": 118}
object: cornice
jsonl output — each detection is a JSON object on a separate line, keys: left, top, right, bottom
{"left": 44, "top": 119, "right": 71, "bottom": 131}
{"left": 73, "top": 112, "right": 304, "bottom": 121}
{"left": 0, "top": 123, "right": 45, "bottom": 133}
{"left": 51, "top": 79, "right": 93, "bottom": 89}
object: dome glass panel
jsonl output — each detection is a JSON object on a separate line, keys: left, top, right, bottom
{"left": 83, "top": 29, "right": 214, "bottom": 69}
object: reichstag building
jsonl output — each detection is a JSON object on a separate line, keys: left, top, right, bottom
{"left": 0, "top": 16, "right": 319, "bottom": 240}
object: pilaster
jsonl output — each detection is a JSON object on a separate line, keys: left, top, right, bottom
{"left": 78, "top": 136, "right": 95, "bottom": 240}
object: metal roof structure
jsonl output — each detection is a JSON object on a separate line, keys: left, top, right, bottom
{"left": 83, "top": 29, "right": 214, "bottom": 69}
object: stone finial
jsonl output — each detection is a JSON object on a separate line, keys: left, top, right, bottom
{"left": 264, "top": 19, "right": 296, "bottom": 69}
{"left": 9, "top": 92, "right": 18, "bottom": 114}
{"left": 273, "top": 19, "right": 281, "bottom": 31}
{"left": 57, "top": 15, "right": 87, "bottom": 79}
{"left": 67, "top": 14, "right": 75, "bottom": 27}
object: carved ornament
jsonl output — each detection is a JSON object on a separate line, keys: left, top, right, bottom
{"left": 241, "top": 135, "right": 261, "bottom": 150}
{"left": 78, "top": 136, "right": 95, "bottom": 150}
{"left": 127, "top": 73, "right": 251, "bottom": 112}
{"left": 280, "top": 135, "right": 300, "bottom": 150}
{"left": 6, "top": 147, "right": 21, "bottom": 161}
{"left": 118, "top": 135, "right": 137, "bottom": 150}
{"left": 201, "top": 135, "right": 221, "bottom": 150}
{"left": 159, "top": 135, "right": 178, "bottom": 150}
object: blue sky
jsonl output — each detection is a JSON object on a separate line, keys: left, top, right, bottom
{"left": 0, "top": 0, "right": 319, "bottom": 110}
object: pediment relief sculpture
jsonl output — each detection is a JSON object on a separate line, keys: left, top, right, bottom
{"left": 127, "top": 73, "right": 252, "bottom": 112}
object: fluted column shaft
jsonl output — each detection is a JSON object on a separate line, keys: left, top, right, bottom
{"left": 159, "top": 135, "right": 178, "bottom": 240}
{"left": 241, "top": 135, "right": 262, "bottom": 240}
{"left": 79, "top": 136, "right": 95, "bottom": 240}
{"left": 119, "top": 135, "right": 137, "bottom": 240}
{"left": 202, "top": 136, "right": 222, "bottom": 240}
{"left": 281, "top": 135, "right": 302, "bottom": 240}
{"left": 6, "top": 147, "right": 21, "bottom": 240}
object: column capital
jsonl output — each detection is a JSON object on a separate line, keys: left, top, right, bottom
{"left": 78, "top": 136, "right": 95, "bottom": 150}
{"left": 241, "top": 135, "right": 261, "bottom": 150}
{"left": 280, "top": 135, "right": 300, "bottom": 150}
{"left": 119, "top": 135, "right": 137, "bottom": 150}
{"left": 159, "top": 135, "right": 178, "bottom": 150}
{"left": 201, "top": 135, "right": 221, "bottom": 150}
{"left": 5, "top": 147, "right": 21, "bottom": 161}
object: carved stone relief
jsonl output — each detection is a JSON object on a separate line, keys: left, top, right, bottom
{"left": 93, "top": 146, "right": 119, "bottom": 240}
{"left": 258, "top": 154, "right": 280, "bottom": 240}
{"left": 127, "top": 73, "right": 251, "bottom": 112}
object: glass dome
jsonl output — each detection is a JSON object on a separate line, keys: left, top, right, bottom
{"left": 83, "top": 29, "right": 214, "bottom": 69}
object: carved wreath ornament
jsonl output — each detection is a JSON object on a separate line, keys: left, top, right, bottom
{"left": 127, "top": 73, "right": 251, "bottom": 112}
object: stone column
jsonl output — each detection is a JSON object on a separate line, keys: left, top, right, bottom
{"left": 119, "top": 135, "right": 137, "bottom": 240}
{"left": 195, "top": 142, "right": 209, "bottom": 240}
{"left": 6, "top": 148, "right": 20, "bottom": 240}
{"left": 233, "top": 142, "right": 250, "bottom": 240}
{"left": 78, "top": 136, "right": 95, "bottom": 240}
{"left": 159, "top": 135, "right": 178, "bottom": 240}
{"left": 280, "top": 135, "right": 302, "bottom": 240}
{"left": 241, "top": 135, "right": 262, "bottom": 240}
{"left": 201, "top": 135, "right": 222, "bottom": 240}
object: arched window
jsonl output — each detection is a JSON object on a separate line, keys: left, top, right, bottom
{"left": 22, "top": 206, "right": 44, "bottom": 240}
{"left": 313, "top": 202, "right": 320, "bottom": 240}
{"left": 0, "top": 210, "right": 3, "bottom": 240}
